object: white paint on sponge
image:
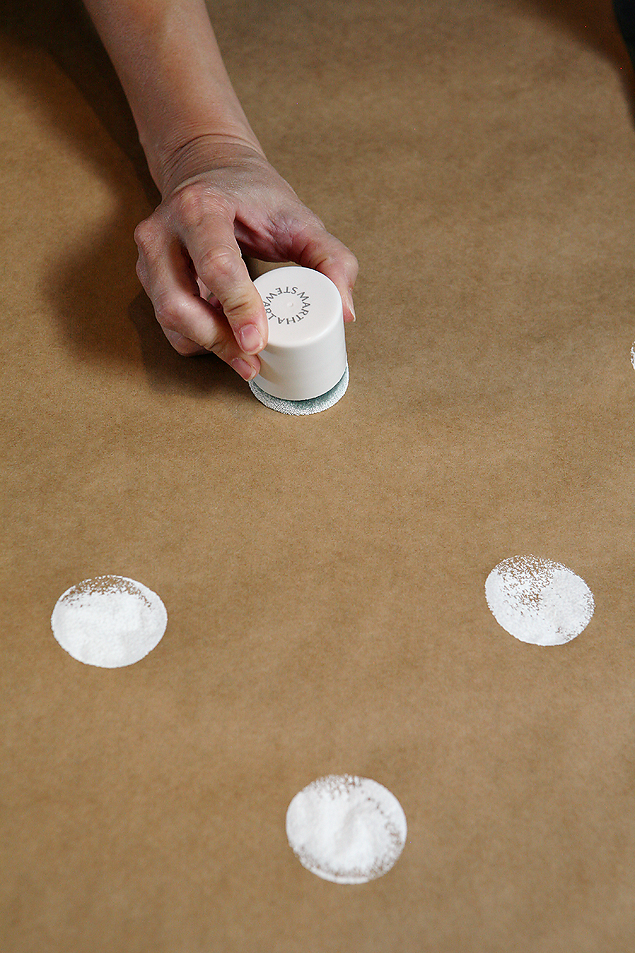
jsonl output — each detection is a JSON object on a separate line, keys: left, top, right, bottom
{"left": 51, "top": 575, "right": 167, "bottom": 667}
{"left": 485, "top": 555, "right": 594, "bottom": 646}
{"left": 286, "top": 775, "right": 407, "bottom": 884}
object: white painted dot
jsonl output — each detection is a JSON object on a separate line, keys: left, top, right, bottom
{"left": 285, "top": 775, "right": 407, "bottom": 884}
{"left": 51, "top": 575, "right": 167, "bottom": 667}
{"left": 485, "top": 555, "right": 594, "bottom": 646}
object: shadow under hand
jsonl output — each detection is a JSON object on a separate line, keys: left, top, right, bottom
{"left": 128, "top": 291, "right": 246, "bottom": 399}
{"left": 2, "top": 0, "right": 248, "bottom": 401}
{"left": 2, "top": 0, "right": 158, "bottom": 205}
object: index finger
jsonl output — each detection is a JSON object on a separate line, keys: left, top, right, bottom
{"left": 172, "top": 190, "right": 268, "bottom": 355}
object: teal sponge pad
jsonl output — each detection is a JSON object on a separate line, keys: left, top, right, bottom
{"left": 248, "top": 365, "right": 349, "bottom": 416}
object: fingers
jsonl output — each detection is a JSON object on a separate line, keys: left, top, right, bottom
{"left": 285, "top": 218, "right": 359, "bottom": 323}
{"left": 135, "top": 173, "right": 359, "bottom": 388}
{"left": 168, "top": 187, "right": 269, "bottom": 355}
{"left": 134, "top": 215, "right": 261, "bottom": 381}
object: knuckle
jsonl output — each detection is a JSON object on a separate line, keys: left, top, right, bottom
{"left": 196, "top": 245, "right": 243, "bottom": 292}
{"left": 173, "top": 185, "right": 204, "bottom": 224}
{"left": 133, "top": 217, "right": 156, "bottom": 251}
{"left": 225, "top": 296, "right": 256, "bottom": 322}
{"left": 173, "top": 182, "right": 229, "bottom": 225}
{"left": 154, "top": 293, "right": 184, "bottom": 333}
{"left": 197, "top": 245, "right": 240, "bottom": 283}
{"left": 155, "top": 297, "right": 224, "bottom": 355}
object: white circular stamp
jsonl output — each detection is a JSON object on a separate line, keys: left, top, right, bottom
{"left": 286, "top": 775, "right": 407, "bottom": 884}
{"left": 51, "top": 575, "right": 167, "bottom": 667}
{"left": 485, "top": 555, "right": 594, "bottom": 646}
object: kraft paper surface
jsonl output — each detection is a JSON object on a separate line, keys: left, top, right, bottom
{"left": 2, "top": 0, "right": 635, "bottom": 950}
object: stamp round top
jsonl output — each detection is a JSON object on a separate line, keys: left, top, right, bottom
{"left": 252, "top": 266, "right": 347, "bottom": 401}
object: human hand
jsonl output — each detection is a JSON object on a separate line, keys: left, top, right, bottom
{"left": 134, "top": 137, "right": 358, "bottom": 381}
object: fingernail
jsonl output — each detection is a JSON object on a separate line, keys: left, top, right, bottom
{"left": 347, "top": 296, "right": 356, "bottom": 322}
{"left": 238, "top": 324, "right": 264, "bottom": 354}
{"left": 231, "top": 357, "right": 257, "bottom": 381}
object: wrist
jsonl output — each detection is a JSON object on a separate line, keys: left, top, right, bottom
{"left": 83, "top": 0, "right": 265, "bottom": 194}
{"left": 151, "top": 129, "right": 267, "bottom": 197}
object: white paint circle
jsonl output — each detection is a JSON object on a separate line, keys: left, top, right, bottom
{"left": 51, "top": 575, "right": 167, "bottom": 667}
{"left": 485, "top": 555, "right": 594, "bottom": 646}
{"left": 285, "top": 775, "right": 407, "bottom": 884}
